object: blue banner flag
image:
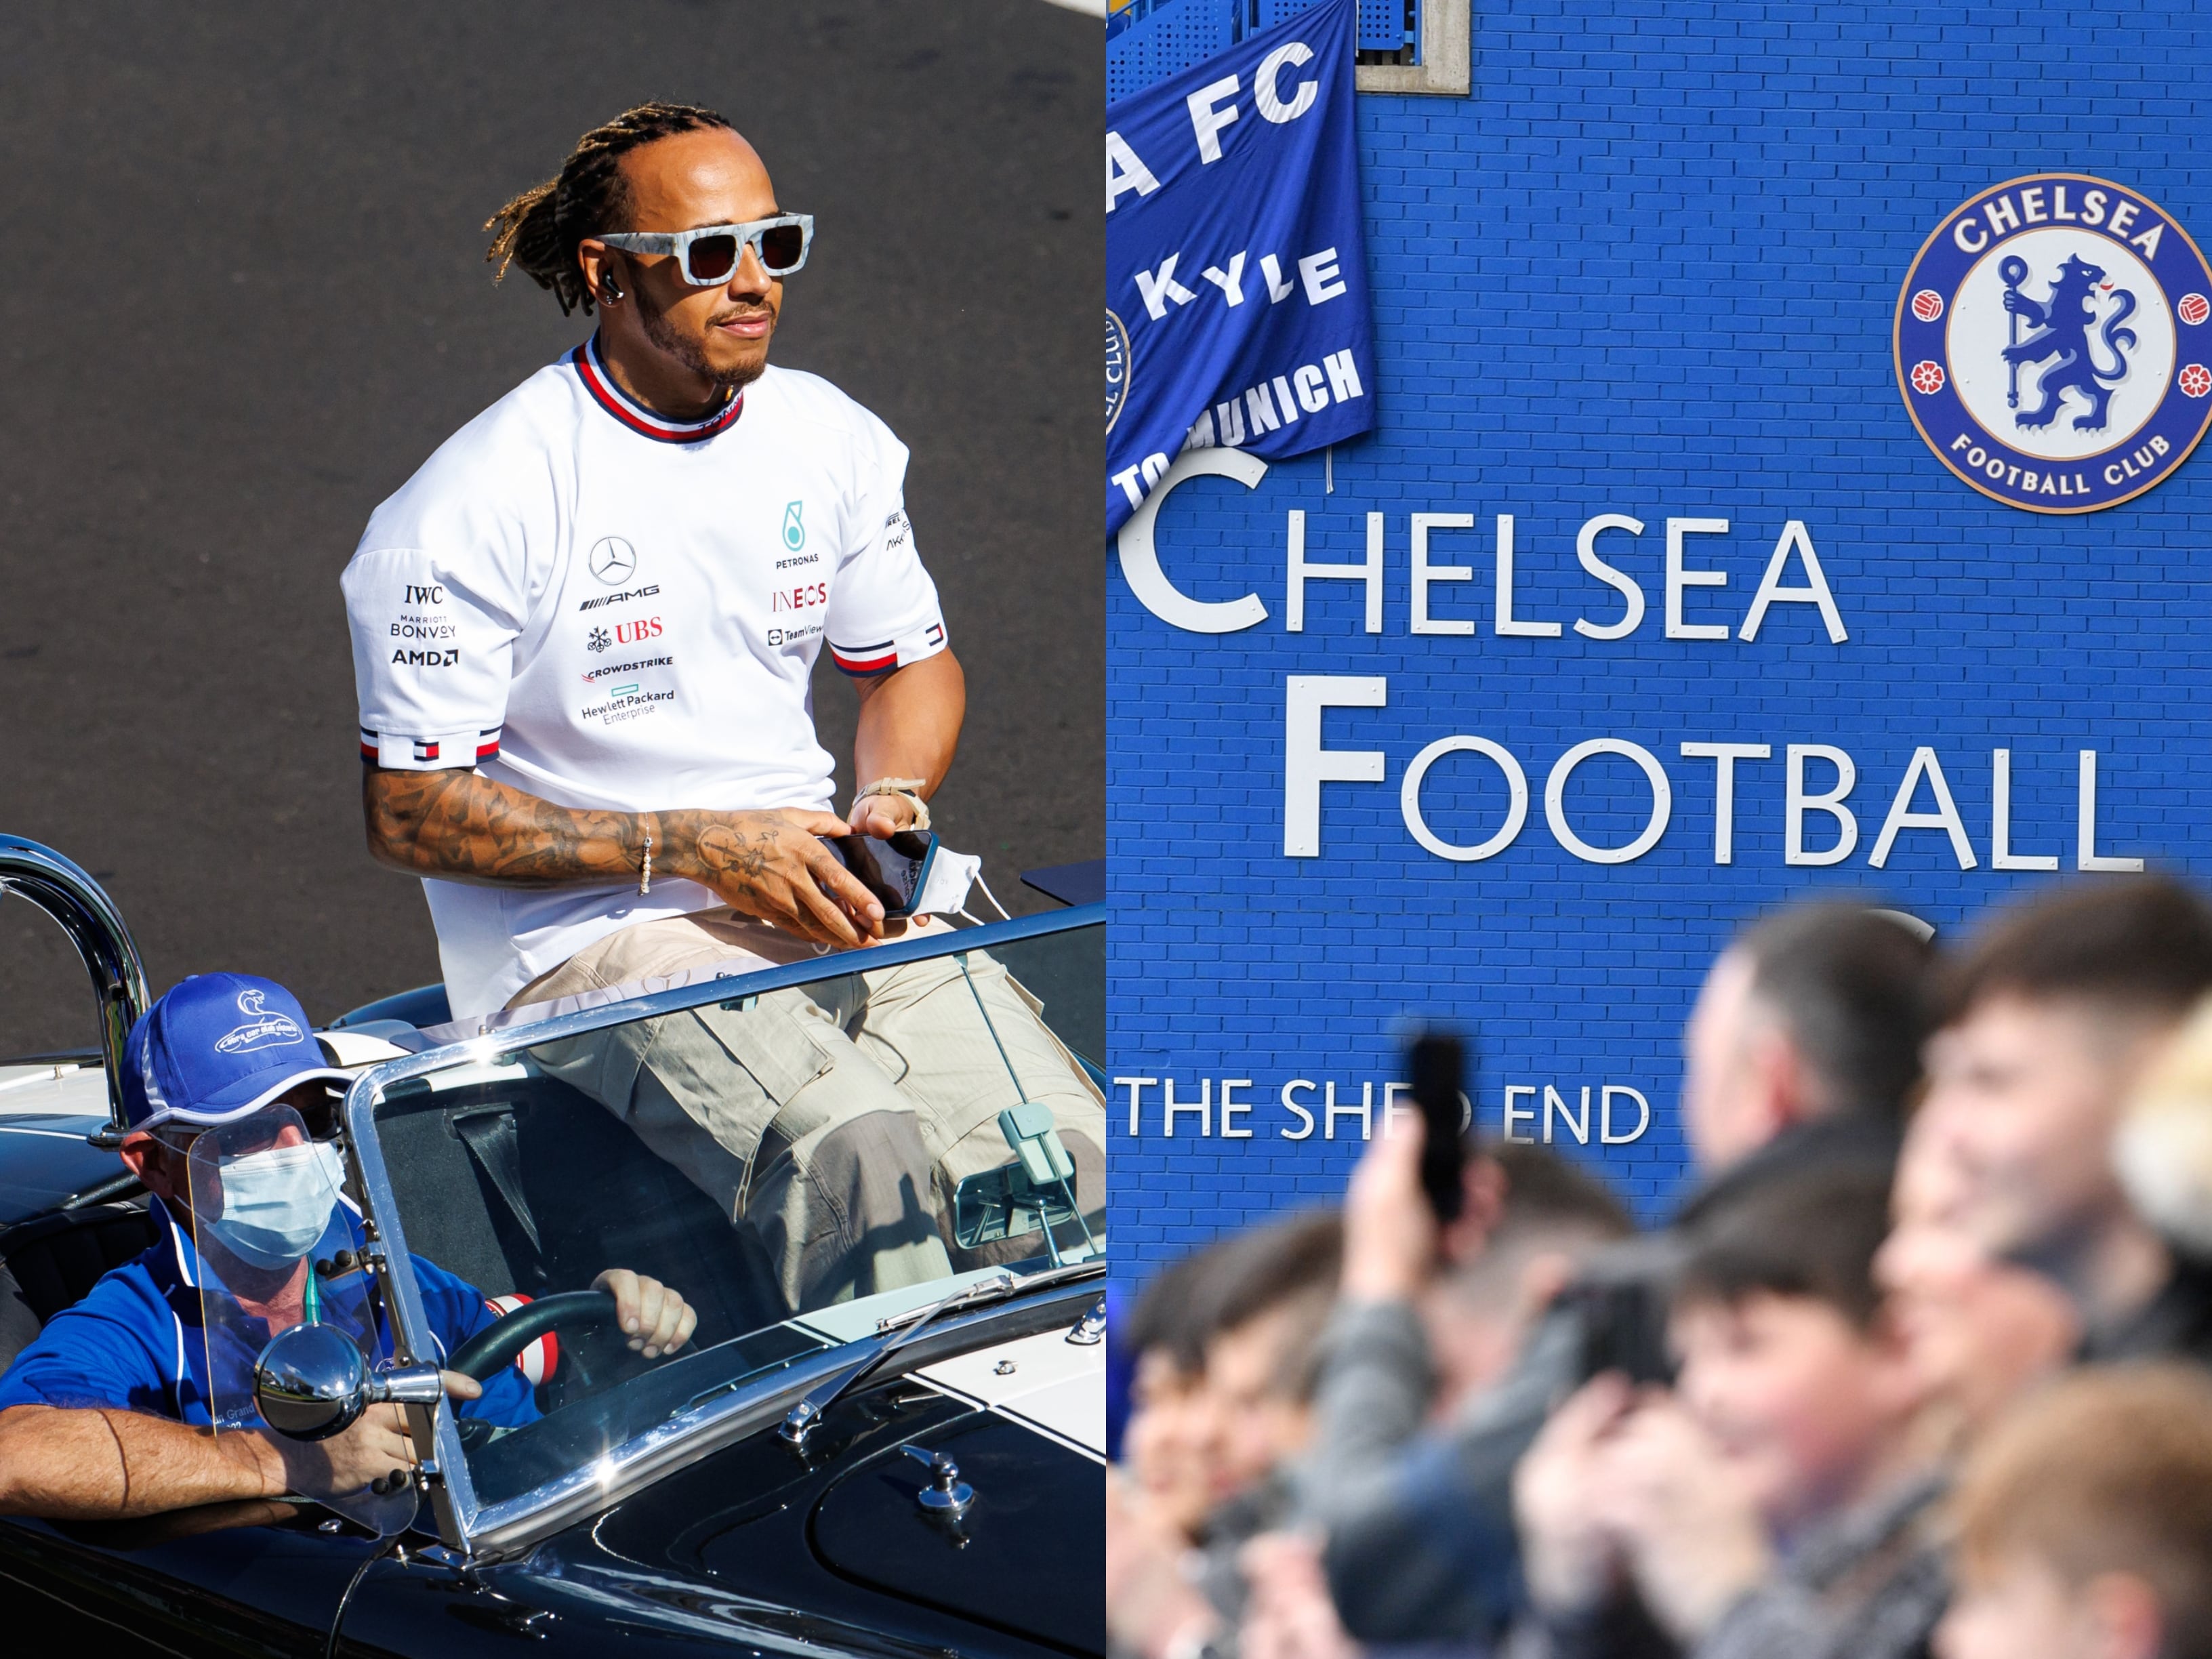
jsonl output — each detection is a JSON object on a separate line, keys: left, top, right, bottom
{"left": 1105, "top": 0, "right": 1376, "bottom": 535}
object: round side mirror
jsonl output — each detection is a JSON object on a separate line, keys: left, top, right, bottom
{"left": 254, "top": 1322, "right": 371, "bottom": 1441}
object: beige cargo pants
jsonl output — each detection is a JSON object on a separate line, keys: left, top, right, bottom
{"left": 519, "top": 909, "right": 1105, "bottom": 1312}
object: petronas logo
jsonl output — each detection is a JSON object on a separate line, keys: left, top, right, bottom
{"left": 781, "top": 501, "right": 806, "bottom": 552}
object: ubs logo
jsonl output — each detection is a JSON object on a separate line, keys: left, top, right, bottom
{"left": 585, "top": 619, "right": 660, "bottom": 653}
{"left": 1896, "top": 173, "right": 2212, "bottom": 512}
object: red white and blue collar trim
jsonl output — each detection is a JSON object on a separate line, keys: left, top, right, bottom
{"left": 570, "top": 335, "right": 745, "bottom": 444}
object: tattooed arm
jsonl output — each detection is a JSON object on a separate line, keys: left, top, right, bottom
{"left": 363, "top": 769, "right": 883, "bottom": 946}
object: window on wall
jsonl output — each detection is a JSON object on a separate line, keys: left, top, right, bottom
{"left": 1105, "top": 0, "right": 1469, "bottom": 98}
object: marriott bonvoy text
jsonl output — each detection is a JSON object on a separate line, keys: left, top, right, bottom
{"left": 1118, "top": 451, "right": 2146, "bottom": 875}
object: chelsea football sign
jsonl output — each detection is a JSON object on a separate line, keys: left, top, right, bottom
{"left": 1896, "top": 173, "right": 2212, "bottom": 512}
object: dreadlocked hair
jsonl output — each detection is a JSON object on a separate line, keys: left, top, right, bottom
{"left": 485, "top": 102, "right": 736, "bottom": 316}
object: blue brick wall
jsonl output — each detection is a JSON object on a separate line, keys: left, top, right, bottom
{"left": 1108, "top": 3, "right": 2212, "bottom": 1283}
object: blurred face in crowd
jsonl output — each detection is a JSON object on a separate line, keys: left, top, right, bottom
{"left": 1671, "top": 1290, "right": 1921, "bottom": 1534}
{"left": 1939, "top": 1551, "right": 2165, "bottom": 1659}
{"left": 1423, "top": 1238, "right": 1588, "bottom": 1419}
{"left": 1876, "top": 1115, "right": 2078, "bottom": 1431}
{"left": 1198, "top": 1306, "right": 1314, "bottom": 1504}
{"left": 1425, "top": 1263, "right": 1553, "bottom": 1420}
{"left": 1682, "top": 949, "right": 1805, "bottom": 1173}
{"left": 1920, "top": 994, "right": 2169, "bottom": 1270}
{"left": 1123, "top": 1349, "right": 1216, "bottom": 1538}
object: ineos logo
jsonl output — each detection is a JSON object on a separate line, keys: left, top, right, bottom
{"left": 588, "top": 537, "right": 638, "bottom": 585}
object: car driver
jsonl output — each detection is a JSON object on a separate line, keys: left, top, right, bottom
{"left": 340, "top": 102, "right": 1103, "bottom": 1311}
{"left": 0, "top": 974, "right": 693, "bottom": 1521}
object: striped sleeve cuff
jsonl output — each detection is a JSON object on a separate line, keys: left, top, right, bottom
{"left": 359, "top": 727, "right": 502, "bottom": 769}
{"left": 830, "top": 619, "right": 947, "bottom": 678}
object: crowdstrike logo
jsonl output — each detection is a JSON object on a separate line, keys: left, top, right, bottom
{"left": 579, "top": 654, "right": 673, "bottom": 684}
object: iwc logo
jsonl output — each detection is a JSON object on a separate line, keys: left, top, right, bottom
{"left": 1105, "top": 308, "right": 1130, "bottom": 434}
{"left": 1896, "top": 174, "right": 2212, "bottom": 512}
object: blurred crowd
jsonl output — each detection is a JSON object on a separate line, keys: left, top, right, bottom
{"left": 1107, "top": 877, "right": 2212, "bottom": 1659}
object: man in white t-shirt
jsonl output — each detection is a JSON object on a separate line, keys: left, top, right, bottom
{"left": 342, "top": 104, "right": 1101, "bottom": 1311}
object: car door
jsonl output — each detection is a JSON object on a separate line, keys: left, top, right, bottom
{"left": 0, "top": 1509, "right": 377, "bottom": 1656}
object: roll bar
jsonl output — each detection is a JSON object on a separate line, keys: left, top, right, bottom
{"left": 0, "top": 836, "right": 149, "bottom": 1145}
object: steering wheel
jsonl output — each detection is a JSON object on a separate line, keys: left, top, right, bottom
{"left": 448, "top": 1289, "right": 619, "bottom": 1382}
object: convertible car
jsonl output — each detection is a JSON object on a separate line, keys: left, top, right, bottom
{"left": 0, "top": 834, "right": 1106, "bottom": 1656}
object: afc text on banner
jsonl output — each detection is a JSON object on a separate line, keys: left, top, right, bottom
{"left": 1105, "top": 0, "right": 1377, "bottom": 535}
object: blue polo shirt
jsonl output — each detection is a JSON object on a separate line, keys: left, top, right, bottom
{"left": 0, "top": 1196, "right": 537, "bottom": 1429}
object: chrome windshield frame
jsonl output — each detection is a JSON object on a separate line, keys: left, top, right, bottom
{"left": 334, "top": 903, "right": 1103, "bottom": 1557}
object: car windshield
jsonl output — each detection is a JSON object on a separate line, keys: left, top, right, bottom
{"left": 361, "top": 917, "right": 1105, "bottom": 1514}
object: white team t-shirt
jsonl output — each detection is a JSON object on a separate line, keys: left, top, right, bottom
{"left": 342, "top": 339, "right": 948, "bottom": 1019}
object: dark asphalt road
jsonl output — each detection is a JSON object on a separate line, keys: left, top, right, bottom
{"left": 0, "top": 3, "right": 1101, "bottom": 1056}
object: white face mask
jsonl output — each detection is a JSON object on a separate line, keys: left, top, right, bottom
{"left": 205, "top": 1141, "right": 343, "bottom": 1270}
{"left": 915, "top": 844, "right": 987, "bottom": 921}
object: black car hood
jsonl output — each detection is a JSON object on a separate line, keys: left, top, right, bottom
{"left": 425, "top": 1376, "right": 1102, "bottom": 1659}
{"left": 805, "top": 1408, "right": 1102, "bottom": 1652}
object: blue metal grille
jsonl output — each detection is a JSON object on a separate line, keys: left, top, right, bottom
{"left": 1106, "top": 0, "right": 1418, "bottom": 104}
{"left": 1107, "top": 0, "right": 1233, "bottom": 104}
{"left": 1356, "top": 0, "right": 1409, "bottom": 51}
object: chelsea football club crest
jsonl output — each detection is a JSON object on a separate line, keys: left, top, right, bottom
{"left": 1895, "top": 173, "right": 2212, "bottom": 512}
{"left": 1105, "top": 308, "right": 1130, "bottom": 436}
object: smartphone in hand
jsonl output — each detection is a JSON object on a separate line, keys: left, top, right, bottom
{"left": 1409, "top": 1032, "right": 1470, "bottom": 1223}
{"left": 820, "top": 830, "right": 939, "bottom": 919}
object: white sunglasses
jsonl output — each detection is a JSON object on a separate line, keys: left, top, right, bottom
{"left": 596, "top": 213, "right": 815, "bottom": 284}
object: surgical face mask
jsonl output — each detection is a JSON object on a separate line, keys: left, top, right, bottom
{"left": 204, "top": 1141, "right": 343, "bottom": 1270}
{"left": 916, "top": 844, "right": 995, "bottom": 923}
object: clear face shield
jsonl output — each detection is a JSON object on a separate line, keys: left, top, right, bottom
{"left": 186, "top": 1103, "right": 422, "bottom": 1536}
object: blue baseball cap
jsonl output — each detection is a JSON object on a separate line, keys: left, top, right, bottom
{"left": 121, "top": 973, "right": 353, "bottom": 1132}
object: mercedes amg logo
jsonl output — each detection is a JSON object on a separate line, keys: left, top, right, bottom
{"left": 588, "top": 537, "right": 638, "bottom": 586}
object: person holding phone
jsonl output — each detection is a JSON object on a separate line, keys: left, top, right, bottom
{"left": 1299, "top": 907, "right": 1932, "bottom": 1647}
{"left": 341, "top": 104, "right": 1102, "bottom": 1311}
